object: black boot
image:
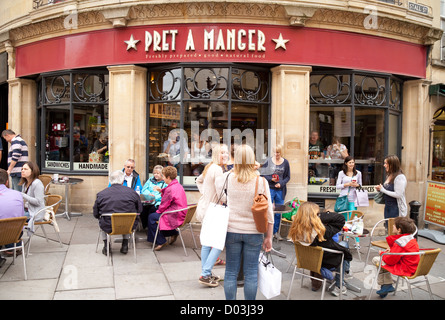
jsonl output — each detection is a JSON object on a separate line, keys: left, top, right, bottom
{"left": 102, "top": 240, "right": 110, "bottom": 256}
{"left": 120, "top": 239, "right": 129, "bottom": 254}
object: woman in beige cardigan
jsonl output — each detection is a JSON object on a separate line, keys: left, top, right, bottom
{"left": 196, "top": 143, "right": 229, "bottom": 287}
{"left": 216, "top": 144, "right": 274, "bottom": 300}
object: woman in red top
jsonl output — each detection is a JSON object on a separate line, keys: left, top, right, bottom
{"left": 372, "top": 216, "right": 419, "bottom": 298}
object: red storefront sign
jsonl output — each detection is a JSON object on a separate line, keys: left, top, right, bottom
{"left": 16, "top": 23, "right": 426, "bottom": 78}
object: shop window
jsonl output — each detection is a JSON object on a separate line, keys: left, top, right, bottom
{"left": 147, "top": 64, "right": 270, "bottom": 187}
{"left": 309, "top": 71, "right": 402, "bottom": 197}
{"left": 431, "top": 107, "right": 445, "bottom": 182}
{"left": 37, "top": 70, "right": 109, "bottom": 174}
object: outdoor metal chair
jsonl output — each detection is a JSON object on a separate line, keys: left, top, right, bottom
{"left": 152, "top": 204, "right": 197, "bottom": 256}
{"left": 367, "top": 248, "right": 441, "bottom": 300}
{"left": 364, "top": 218, "right": 396, "bottom": 266}
{"left": 38, "top": 174, "right": 53, "bottom": 195}
{"left": 25, "top": 194, "right": 63, "bottom": 257}
{"left": 287, "top": 240, "right": 344, "bottom": 300}
{"left": 0, "top": 216, "right": 28, "bottom": 280}
{"left": 95, "top": 213, "right": 137, "bottom": 265}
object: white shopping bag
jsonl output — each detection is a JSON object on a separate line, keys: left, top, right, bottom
{"left": 258, "top": 253, "right": 282, "bottom": 299}
{"left": 199, "top": 203, "right": 229, "bottom": 251}
{"left": 356, "top": 188, "right": 369, "bottom": 207}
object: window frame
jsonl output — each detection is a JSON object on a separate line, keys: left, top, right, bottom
{"left": 146, "top": 63, "right": 271, "bottom": 189}
{"left": 309, "top": 69, "right": 403, "bottom": 198}
{"left": 37, "top": 68, "right": 109, "bottom": 175}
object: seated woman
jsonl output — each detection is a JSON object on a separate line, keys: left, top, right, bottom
{"left": 288, "top": 202, "right": 352, "bottom": 297}
{"left": 140, "top": 165, "right": 167, "bottom": 229}
{"left": 20, "top": 161, "right": 46, "bottom": 234}
{"left": 146, "top": 166, "right": 188, "bottom": 251}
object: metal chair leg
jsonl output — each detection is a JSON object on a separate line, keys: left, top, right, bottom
{"left": 178, "top": 229, "right": 188, "bottom": 256}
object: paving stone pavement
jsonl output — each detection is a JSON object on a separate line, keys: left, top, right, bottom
{"left": 1, "top": 213, "right": 444, "bottom": 301}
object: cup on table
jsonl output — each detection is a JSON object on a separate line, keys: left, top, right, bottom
{"left": 53, "top": 174, "right": 59, "bottom": 182}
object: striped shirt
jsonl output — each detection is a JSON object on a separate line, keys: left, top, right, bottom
{"left": 7, "top": 134, "right": 29, "bottom": 177}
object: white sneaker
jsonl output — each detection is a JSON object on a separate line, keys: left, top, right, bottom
{"left": 331, "top": 286, "right": 347, "bottom": 297}
{"left": 274, "top": 233, "right": 283, "bottom": 241}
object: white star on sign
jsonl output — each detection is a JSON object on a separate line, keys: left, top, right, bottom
{"left": 124, "top": 34, "right": 140, "bottom": 51}
{"left": 272, "top": 33, "right": 289, "bottom": 50}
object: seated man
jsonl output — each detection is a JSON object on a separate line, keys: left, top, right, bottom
{"left": 0, "top": 169, "right": 25, "bottom": 265}
{"left": 94, "top": 170, "right": 142, "bottom": 255}
{"left": 108, "top": 159, "right": 143, "bottom": 192}
{"left": 147, "top": 166, "right": 187, "bottom": 251}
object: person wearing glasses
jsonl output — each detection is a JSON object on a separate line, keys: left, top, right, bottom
{"left": 108, "top": 159, "right": 143, "bottom": 192}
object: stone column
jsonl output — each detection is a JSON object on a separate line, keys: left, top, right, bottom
{"left": 107, "top": 65, "right": 147, "bottom": 180}
{"left": 402, "top": 79, "right": 431, "bottom": 219}
{"left": 7, "top": 78, "right": 37, "bottom": 162}
{"left": 271, "top": 65, "right": 312, "bottom": 201}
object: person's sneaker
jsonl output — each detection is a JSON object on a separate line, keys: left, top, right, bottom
{"left": 211, "top": 273, "right": 221, "bottom": 281}
{"left": 331, "top": 285, "right": 347, "bottom": 297}
{"left": 376, "top": 284, "right": 395, "bottom": 298}
{"left": 274, "top": 233, "right": 284, "bottom": 241}
{"left": 199, "top": 275, "right": 219, "bottom": 287}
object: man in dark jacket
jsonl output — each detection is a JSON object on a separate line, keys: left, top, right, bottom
{"left": 94, "top": 170, "right": 142, "bottom": 255}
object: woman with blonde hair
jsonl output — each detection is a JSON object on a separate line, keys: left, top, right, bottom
{"left": 216, "top": 144, "right": 274, "bottom": 300}
{"left": 288, "top": 202, "right": 352, "bottom": 296}
{"left": 195, "top": 143, "right": 229, "bottom": 287}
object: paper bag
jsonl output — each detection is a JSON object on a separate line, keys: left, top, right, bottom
{"left": 258, "top": 253, "right": 282, "bottom": 299}
{"left": 199, "top": 203, "right": 229, "bottom": 251}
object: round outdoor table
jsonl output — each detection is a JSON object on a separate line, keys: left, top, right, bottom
{"left": 272, "top": 204, "right": 292, "bottom": 258}
{"left": 51, "top": 178, "right": 84, "bottom": 220}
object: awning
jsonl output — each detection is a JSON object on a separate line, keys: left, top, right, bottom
{"left": 429, "top": 84, "right": 445, "bottom": 97}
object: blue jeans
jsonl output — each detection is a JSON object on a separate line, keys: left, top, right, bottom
{"left": 201, "top": 246, "right": 222, "bottom": 277}
{"left": 335, "top": 241, "right": 350, "bottom": 288}
{"left": 10, "top": 176, "right": 21, "bottom": 192}
{"left": 224, "top": 232, "right": 263, "bottom": 300}
{"left": 270, "top": 188, "right": 284, "bottom": 234}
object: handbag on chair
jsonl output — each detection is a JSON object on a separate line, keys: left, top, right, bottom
{"left": 251, "top": 176, "right": 269, "bottom": 233}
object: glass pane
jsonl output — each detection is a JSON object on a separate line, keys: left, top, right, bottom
{"left": 73, "top": 105, "right": 109, "bottom": 171}
{"left": 148, "top": 102, "right": 182, "bottom": 175}
{"left": 184, "top": 67, "right": 229, "bottom": 100}
{"left": 388, "top": 113, "right": 399, "bottom": 156}
{"left": 308, "top": 106, "right": 352, "bottom": 191}
{"left": 44, "top": 108, "right": 71, "bottom": 170}
{"left": 73, "top": 73, "right": 109, "bottom": 103}
{"left": 149, "top": 68, "right": 181, "bottom": 101}
{"left": 354, "top": 75, "right": 387, "bottom": 106}
{"left": 183, "top": 101, "right": 228, "bottom": 184}
{"left": 354, "top": 107, "right": 384, "bottom": 185}
{"left": 310, "top": 74, "right": 351, "bottom": 105}
{"left": 44, "top": 74, "right": 70, "bottom": 104}
{"left": 231, "top": 68, "right": 269, "bottom": 102}
{"left": 231, "top": 103, "right": 269, "bottom": 164}
{"left": 432, "top": 108, "right": 445, "bottom": 182}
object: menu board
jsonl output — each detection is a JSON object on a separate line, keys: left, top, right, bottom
{"left": 424, "top": 181, "right": 445, "bottom": 227}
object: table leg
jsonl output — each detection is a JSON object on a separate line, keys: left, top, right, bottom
{"left": 66, "top": 183, "right": 83, "bottom": 218}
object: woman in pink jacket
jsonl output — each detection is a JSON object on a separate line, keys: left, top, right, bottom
{"left": 147, "top": 166, "right": 188, "bottom": 251}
